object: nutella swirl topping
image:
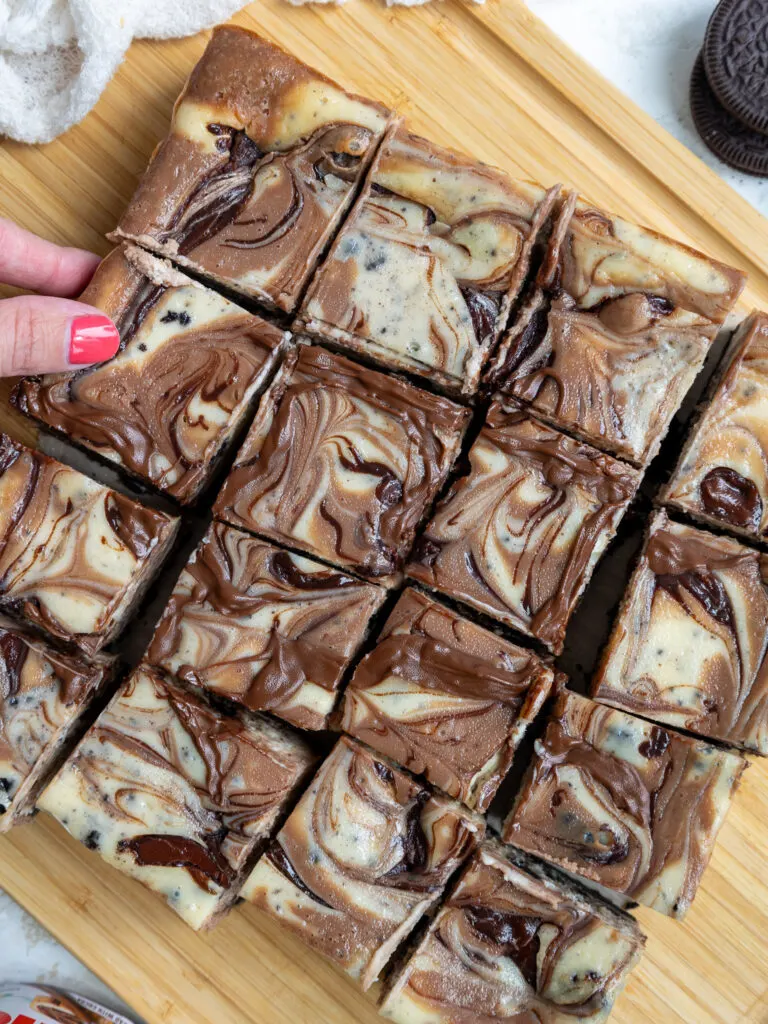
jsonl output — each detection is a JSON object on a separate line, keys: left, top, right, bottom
{"left": 504, "top": 690, "right": 747, "bottom": 918}
{"left": 242, "top": 736, "right": 482, "bottom": 989}
{"left": 407, "top": 402, "right": 639, "bottom": 652}
{"left": 38, "top": 666, "right": 314, "bottom": 929}
{"left": 593, "top": 512, "right": 768, "bottom": 754}
{"left": 215, "top": 345, "right": 469, "bottom": 583}
{"left": 148, "top": 521, "right": 384, "bottom": 730}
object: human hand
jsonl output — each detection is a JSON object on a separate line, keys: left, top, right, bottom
{"left": 0, "top": 219, "right": 119, "bottom": 377}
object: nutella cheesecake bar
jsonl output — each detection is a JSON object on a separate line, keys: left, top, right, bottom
{"left": 663, "top": 312, "right": 768, "bottom": 540}
{"left": 241, "top": 736, "right": 483, "bottom": 989}
{"left": 503, "top": 689, "right": 747, "bottom": 918}
{"left": 0, "top": 435, "right": 178, "bottom": 654}
{"left": 112, "top": 27, "right": 391, "bottom": 313}
{"left": 407, "top": 400, "right": 640, "bottom": 653}
{"left": 592, "top": 511, "right": 768, "bottom": 754}
{"left": 0, "top": 617, "right": 113, "bottom": 831}
{"left": 148, "top": 521, "right": 385, "bottom": 730}
{"left": 299, "top": 122, "right": 559, "bottom": 395}
{"left": 380, "top": 843, "right": 645, "bottom": 1024}
{"left": 486, "top": 193, "right": 747, "bottom": 466}
{"left": 214, "top": 345, "right": 470, "bottom": 586}
{"left": 13, "top": 245, "right": 290, "bottom": 505}
{"left": 340, "top": 588, "right": 554, "bottom": 810}
{"left": 39, "top": 666, "right": 316, "bottom": 930}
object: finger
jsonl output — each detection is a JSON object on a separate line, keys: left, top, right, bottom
{"left": 0, "top": 219, "right": 101, "bottom": 297}
{"left": 0, "top": 296, "right": 120, "bottom": 377}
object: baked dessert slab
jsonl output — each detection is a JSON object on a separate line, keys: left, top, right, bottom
{"left": 38, "top": 665, "right": 316, "bottom": 931}
{"left": 407, "top": 400, "right": 640, "bottom": 653}
{"left": 503, "top": 689, "right": 747, "bottom": 919}
{"left": 485, "top": 193, "right": 747, "bottom": 466}
{"left": 340, "top": 587, "right": 554, "bottom": 810}
{"left": 592, "top": 510, "right": 768, "bottom": 754}
{"left": 13, "top": 245, "right": 291, "bottom": 505}
{"left": 241, "top": 735, "right": 484, "bottom": 989}
{"left": 299, "top": 122, "right": 559, "bottom": 395}
{"left": 214, "top": 345, "right": 470, "bottom": 586}
{"left": 112, "top": 26, "right": 392, "bottom": 313}
{"left": 662, "top": 312, "right": 768, "bottom": 540}
{"left": 380, "top": 842, "right": 646, "bottom": 1024}
{"left": 147, "top": 521, "right": 386, "bottom": 730}
{"left": 0, "top": 434, "right": 179, "bottom": 655}
{"left": 0, "top": 616, "right": 114, "bottom": 832}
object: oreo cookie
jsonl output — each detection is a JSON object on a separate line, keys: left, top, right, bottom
{"left": 690, "top": 52, "right": 768, "bottom": 176}
{"left": 704, "top": 0, "right": 768, "bottom": 136}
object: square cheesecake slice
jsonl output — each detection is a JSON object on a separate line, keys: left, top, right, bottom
{"left": 380, "top": 843, "right": 645, "bottom": 1024}
{"left": 662, "top": 312, "right": 768, "bottom": 540}
{"left": 241, "top": 736, "right": 484, "bottom": 989}
{"left": 340, "top": 587, "right": 554, "bottom": 810}
{"left": 214, "top": 345, "right": 470, "bottom": 586}
{"left": 147, "top": 521, "right": 386, "bottom": 730}
{"left": 13, "top": 245, "right": 290, "bottom": 505}
{"left": 38, "top": 665, "right": 316, "bottom": 930}
{"left": 503, "top": 689, "right": 747, "bottom": 919}
{"left": 299, "top": 122, "right": 559, "bottom": 395}
{"left": 592, "top": 510, "right": 768, "bottom": 754}
{"left": 485, "top": 193, "right": 747, "bottom": 466}
{"left": 0, "top": 435, "right": 179, "bottom": 654}
{"left": 407, "top": 400, "right": 640, "bottom": 653}
{"left": 0, "top": 617, "right": 114, "bottom": 831}
{"left": 112, "top": 26, "right": 391, "bottom": 313}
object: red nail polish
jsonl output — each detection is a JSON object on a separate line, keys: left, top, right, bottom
{"left": 68, "top": 315, "right": 120, "bottom": 365}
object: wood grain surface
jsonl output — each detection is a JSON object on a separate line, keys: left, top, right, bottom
{"left": 0, "top": 2, "right": 766, "bottom": 1023}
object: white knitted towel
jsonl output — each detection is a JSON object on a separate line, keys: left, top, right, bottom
{"left": 0, "top": 0, "right": 250, "bottom": 144}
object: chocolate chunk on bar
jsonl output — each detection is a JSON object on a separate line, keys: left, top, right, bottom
{"left": 214, "top": 345, "right": 470, "bottom": 586}
{"left": 0, "top": 435, "right": 178, "bottom": 654}
{"left": 486, "top": 194, "right": 747, "bottom": 465}
{"left": 592, "top": 510, "right": 768, "bottom": 754}
{"left": 380, "top": 842, "right": 645, "bottom": 1024}
{"left": 503, "top": 689, "right": 747, "bottom": 918}
{"left": 0, "top": 617, "right": 113, "bottom": 831}
{"left": 148, "top": 521, "right": 386, "bottom": 730}
{"left": 341, "top": 588, "right": 554, "bottom": 810}
{"left": 38, "top": 666, "right": 315, "bottom": 930}
{"left": 663, "top": 312, "right": 768, "bottom": 540}
{"left": 13, "top": 245, "right": 290, "bottom": 505}
{"left": 112, "top": 27, "right": 391, "bottom": 313}
{"left": 241, "top": 735, "right": 483, "bottom": 988}
{"left": 407, "top": 400, "right": 640, "bottom": 653}
{"left": 299, "top": 122, "right": 559, "bottom": 395}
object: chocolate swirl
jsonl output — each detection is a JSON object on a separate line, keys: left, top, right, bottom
{"left": 148, "top": 521, "right": 385, "bottom": 730}
{"left": 38, "top": 666, "right": 315, "bottom": 929}
{"left": 115, "top": 26, "right": 390, "bottom": 312}
{"left": 0, "top": 620, "right": 111, "bottom": 824}
{"left": 342, "top": 589, "right": 553, "bottom": 810}
{"left": 665, "top": 313, "right": 768, "bottom": 539}
{"left": 504, "top": 690, "right": 747, "bottom": 918}
{"left": 242, "top": 736, "right": 482, "bottom": 988}
{"left": 0, "top": 434, "right": 177, "bottom": 653}
{"left": 486, "top": 292, "right": 712, "bottom": 466}
{"left": 380, "top": 845, "right": 644, "bottom": 1023}
{"left": 301, "top": 124, "right": 557, "bottom": 394}
{"left": 215, "top": 346, "right": 469, "bottom": 584}
{"left": 593, "top": 512, "right": 768, "bottom": 754}
{"left": 14, "top": 248, "right": 287, "bottom": 504}
{"left": 407, "top": 402, "right": 639, "bottom": 652}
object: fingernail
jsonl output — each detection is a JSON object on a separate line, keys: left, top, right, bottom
{"left": 68, "top": 315, "right": 120, "bottom": 365}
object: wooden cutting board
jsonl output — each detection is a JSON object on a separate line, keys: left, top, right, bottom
{"left": 1, "top": 3, "right": 767, "bottom": 1023}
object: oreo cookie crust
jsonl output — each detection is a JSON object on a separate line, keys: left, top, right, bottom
{"left": 704, "top": 0, "right": 768, "bottom": 136}
{"left": 690, "top": 53, "right": 768, "bottom": 176}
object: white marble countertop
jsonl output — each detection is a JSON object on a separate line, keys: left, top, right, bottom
{"left": 0, "top": 0, "right": 765, "bottom": 1018}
